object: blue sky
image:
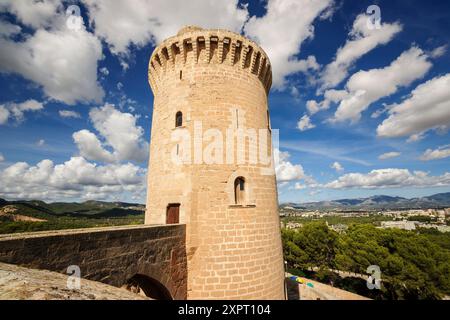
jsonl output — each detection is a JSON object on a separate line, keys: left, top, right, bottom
{"left": 0, "top": 0, "right": 449, "bottom": 204}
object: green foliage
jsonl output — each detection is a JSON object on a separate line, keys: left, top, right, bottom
{"left": 0, "top": 199, "right": 145, "bottom": 235}
{"left": 407, "top": 215, "right": 434, "bottom": 223}
{"left": 0, "top": 216, "right": 144, "bottom": 234}
{"left": 282, "top": 222, "right": 450, "bottom": 300}
{"left": 282, "top": 221, "right": 337, "bottom": 270}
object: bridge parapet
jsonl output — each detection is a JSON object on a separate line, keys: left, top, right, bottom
{"left": 0, "top": 224, "right": 187, "bottom": 300}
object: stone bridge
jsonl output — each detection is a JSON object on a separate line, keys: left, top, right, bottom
{"left": 0, "top": 224, "right": 187, "bottom": 299}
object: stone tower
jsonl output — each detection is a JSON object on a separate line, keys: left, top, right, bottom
{"left": 145, "top": 26, "right": 285, "bottom": 299}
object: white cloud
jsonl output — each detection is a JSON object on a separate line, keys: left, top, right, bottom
{"left": 0, "top": 157, "right": 146, "bottom": 201}
{"left": 59, "top": 110, "right": 81, "bottom": 118}
{"left": 319, "top": 14, "right": 402, "bottom": 91}
{"left": 0, "top": 0, "right": 61, "bottom": 29}
{"left": 0, "top": 153, "right": 4, "bottom": 162}
{"left": 377, "top": 73, "right": 450, "bottom": 139}
{"left": 430, "top": 45, "right": 447, "bottom": 58}
{"left": 275, "top": 149, "right": 310, "bottom": 182}
{"left": 378, "top": 152, "right": 401, "bottom": 160}
{"left": 0, "top": 19, "right": 21, "bottom": 37}
{"left": 420, "top": 146, "right": 450, "bottom": 161}
{"left": 325, "top": 168, "right": 450, "bottom": 189}
{"left": 73, "top": 104, "right": 149, "bottom": 163}
{"left": 371, "top": 106, "right": 387, "bottom": 119}
{"left": 330, "top": 161, "right": 344, "bottom": 172}
{"left": 407, "top": 133, "right": 426, "bottom": 143}
{"left": 73, "top": 129, "right": 114, "bottom": 163}
{"left": 0, "top": 99, "right": 44, "bottom": 124}
{"left": 330, "top": 46, "right": 432, "bottom": 123}
{"left": 81, "top": 0, "right": 331, "bottom": 89}
{"left": 99, "top": 67, "right": 109, "bottom": 76}
{"left": 0, "top": 15, "right": 104, "bottom": 105}
{"left": 36, "top": 139, "right": 45, "bottom": 147}
{"left": 244, "top": 0, "right": 332, "bottom": 88}
{"left": 82, "top": 0, "right": 248, "bottom": 55}
{"left": 297, "top": 114, "right": 316, "bottom": 131}
{"left": 306, "top": 89, "right": 348, "bottom": 115}
{"left": 294, "top": 182, "right": 306, "bottom": 190}
{"left": 0, "top": 106, "right": 9, "bottom": 124}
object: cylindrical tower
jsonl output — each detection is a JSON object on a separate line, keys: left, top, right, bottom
{"left": 145, "top": 26, "right": 284, "bottom": 299}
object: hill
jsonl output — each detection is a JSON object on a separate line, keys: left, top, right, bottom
{"left": 282, "top": 192, "right": 450, "bottom": 210}
{"left": 0, "top": 198, "right": 145, "bottom": 234}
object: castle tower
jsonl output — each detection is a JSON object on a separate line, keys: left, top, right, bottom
{"left": 145, "top": 26, "right": 285, "bottom": 299}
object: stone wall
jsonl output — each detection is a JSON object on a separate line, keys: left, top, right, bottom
{"left": 0, "top": 224, "right": 187, "bottom": 300}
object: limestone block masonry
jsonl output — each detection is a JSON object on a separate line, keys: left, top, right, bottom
{"left": 145, "top": 26, "right": 285, "bottom": 299}
{"left": 0, "top": 225, "right": 187, "bottom": 300}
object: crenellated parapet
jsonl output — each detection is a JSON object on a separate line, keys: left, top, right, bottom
{"left": 148, "top": 26, "right": 272, "bottom": 94}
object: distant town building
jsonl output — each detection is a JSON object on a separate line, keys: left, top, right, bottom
{"left": 286, "top": 222, "right": 303, "bottom": 230}
{"left": 330, "top": 224, "right": 348, "bottom": 233}
{"left": 380, "top": 220, "right": 416, "bottom": 231}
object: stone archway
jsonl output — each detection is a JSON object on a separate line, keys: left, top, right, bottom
{"left": 124, "top": 274, "right": 173, "bottom": 300}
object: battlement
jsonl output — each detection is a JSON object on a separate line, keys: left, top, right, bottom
{"left": 148, "top": 26, "right": 272, "bottom": 94}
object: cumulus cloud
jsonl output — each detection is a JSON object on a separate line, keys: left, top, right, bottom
{"left": 377, "top": 73, "right": 450, "bottom": 139}
{"left": 245, "top": 0, "right": 332, "bottom": 88}
{"left": 83, "top": 0, "right": 331, "bottom": 88}
{"left": 329, "top": 46, "right": 432, "bottom": 123}
{"left": 297, "top": 114, "right": 315, "bottom": 131}
{"left": 319, "top": 14, "right": 402, "bottom": 91}
{"left": 330, "top": 161, "right": 344, "bottom": 172}
{"left": 0, "top": 18, "right": 21, "bottom": 37}
{"left": 82, "top": 0, "right": 248, "bottom": 55}
{"left": 73, "top": 104, "right": 149, "bottom": 163}
{"left": 306, "top": 89, "right": 348, "bottom": 115}
{"left": 325, "top": 168, "right": 450, "bottom": 189}
{"left": 378, "top": 152, "right": 401, "bottom": 160}
{"left": 59, "top": 110, "right": 81, "bottom": 118}
{"left": 0, "top": 0, "right": 62, "bottom": 29}
{"left": 0, "top": 157, "right": 146, "bottom": 201}
{"left": 420, "top": 146, "right": 450, "bottom": 161}
{"left": 73, "top": 129, "right": 114, "bottom": 163}
{"left": 275, "top": 149, "right": 307, "bottom": 182}
{"left": 0, "top": 7, "right": 104, "bottom": 105}
{"left": 0, "top": 99, "right": 44, "bottom": 124}
{"left": 274, "top": 149, "right": 317, "bottom": 188}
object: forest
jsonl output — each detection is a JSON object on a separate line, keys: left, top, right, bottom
{"left": 282, "top": 222, "right": 450, "bottom": 299}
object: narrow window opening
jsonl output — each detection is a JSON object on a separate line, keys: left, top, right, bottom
{"left": 234, "top": 177, "right": 245, "bottom": 205}
{"left": 179, "top": 70, "right": 182, "bottom": 79}
{"left": 175, "top": 111, "right": 182, "bottom": 127}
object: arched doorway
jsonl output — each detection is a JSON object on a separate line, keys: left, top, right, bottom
{"left": 123, "top": 274, "right": 173, "bottom": 300}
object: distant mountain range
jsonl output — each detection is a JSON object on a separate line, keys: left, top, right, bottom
{"left": 281, "top": 192, "right": 450, "bottom": 210}
{"left": 0, "top": 198, "right": 145, "bottom": 221}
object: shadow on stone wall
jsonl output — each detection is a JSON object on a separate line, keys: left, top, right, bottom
{"left": 0, "top": 224, "right": 187, "bottom": 300}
